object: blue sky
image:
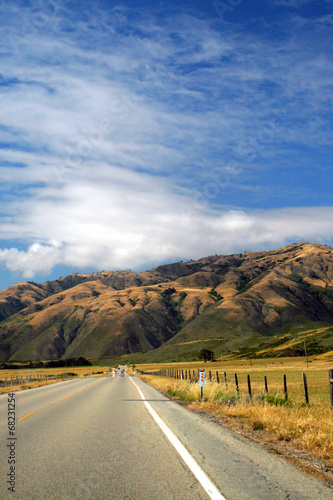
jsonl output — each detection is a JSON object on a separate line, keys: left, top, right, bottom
{"left": 0, "top": 0, "right": 332, "bottom": 290}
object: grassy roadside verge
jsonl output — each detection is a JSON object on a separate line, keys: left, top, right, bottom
{"left": 134, "top": 366, "right": 333, "bottom": 479}
{"left": 0, "top": 366, "right": 111, "bottom": 394}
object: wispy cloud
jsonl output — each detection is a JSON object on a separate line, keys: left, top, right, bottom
{"left": 0, "top": 0, "right": 332, "bottom": 280}
{"left": 272, "top": 0, "right": 332, "bottom": 6}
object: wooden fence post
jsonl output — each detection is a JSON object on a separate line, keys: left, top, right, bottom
{"left": 329, "top": 369, "right": 333, "bottom": 409}
{"left": 216, "top": 371, "right": 219, "bottom": 383}
{"left": 283, "top": 374, "right": 288, "bottom": 400}
{"left": 224, "top": 372, "right": 228, "bottom": 389}
{"left": 247, "top": 374, "right": 252, "bottom": 400}
{"left": 209, "top": 371, "right": 212, "bottom": 382}
{"left": 302, "top": 373, "right": 309, "bottom": 405}
{"left": 264, "top": 375, "right": 268, "bottom": 394}
{"left": 235, "top": 373, "right": 239, "bottom": 397}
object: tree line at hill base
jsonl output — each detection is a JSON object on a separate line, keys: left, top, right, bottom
{"left": 0, "top": 357, "right": 92, "bottom": 370}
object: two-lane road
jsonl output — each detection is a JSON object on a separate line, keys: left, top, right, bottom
{"left": 1, "top": 374, "right": 332, "bottom": 499}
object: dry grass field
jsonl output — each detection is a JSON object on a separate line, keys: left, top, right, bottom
{"left": 0, "top": 366, "right": 111, "bottom": 394}
{"left": 134, "top": 356, "right": 333, "bottom": 466}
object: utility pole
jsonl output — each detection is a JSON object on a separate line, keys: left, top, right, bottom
{"left": 304, "top": 339, "right": 309, "bottom": 369}
{"left": 220, "top": 337, "right": 223, "bottom": 367}
{"left": 246, "top": 347, "right": 253, "bottom": 366}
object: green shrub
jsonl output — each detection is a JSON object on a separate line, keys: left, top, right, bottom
{"left": 263, "top": 394, "right": 291, "bottom": 406}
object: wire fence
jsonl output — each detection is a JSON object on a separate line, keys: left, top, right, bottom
{"left": 137, "top": 368, "right": 333, "bottom": 409}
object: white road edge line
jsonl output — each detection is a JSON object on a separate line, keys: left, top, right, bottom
{"left": 129, "top": 376, "right": 226, "bottom": 500}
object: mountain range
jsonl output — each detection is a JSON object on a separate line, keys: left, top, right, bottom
{"left": 1, "top": 242, "right": 333, "bottom": 362}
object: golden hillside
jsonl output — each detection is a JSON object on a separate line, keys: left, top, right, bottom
{"left": 1, "top": 242, "right": 333, "bottom": 361}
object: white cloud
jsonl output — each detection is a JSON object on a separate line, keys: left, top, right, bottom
{"left": 0, "top": 241, "right": 63, "bottom": 279}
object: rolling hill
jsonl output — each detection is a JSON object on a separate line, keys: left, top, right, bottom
{"left": 1, "top": 242, "right": 333, "bottom": 362}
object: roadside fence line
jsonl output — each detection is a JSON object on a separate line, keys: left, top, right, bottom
{"left": 137, "top": 368, "right": 333, "bottom": 409}
{"left": 1, "top": 372, "right": 78, "bottom": 388}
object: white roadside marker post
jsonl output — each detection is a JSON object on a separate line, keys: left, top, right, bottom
{"left": 199, "top": 370, "right": 205, "bottom": 402}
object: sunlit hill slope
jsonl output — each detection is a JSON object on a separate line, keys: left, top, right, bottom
{"left": 1, "top": 242, "right": 333, "bottom": 362}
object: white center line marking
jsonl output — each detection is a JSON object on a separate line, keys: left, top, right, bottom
{"left": 129, "top": 377, "right": 226, "bottom": 500}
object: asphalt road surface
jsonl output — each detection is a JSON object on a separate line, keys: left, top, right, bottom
{"left": 0, "top": 373, "right": 332, "bottom": 500}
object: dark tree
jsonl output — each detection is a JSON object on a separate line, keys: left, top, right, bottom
{"left": 198, "top": 349, "right": 214, "bottom": 362}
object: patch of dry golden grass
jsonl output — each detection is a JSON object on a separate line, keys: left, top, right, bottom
{"left": 201, "top": 400, "right": 333, "bottom": 461}
{"left": 0, "top": 379, "right": 63, "bottom": 393}
{"left": 136, "top": 356, "right": 333, "bottom": 372}
{"left": 0, "top": 366, "right": 110, "bottom": 394}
